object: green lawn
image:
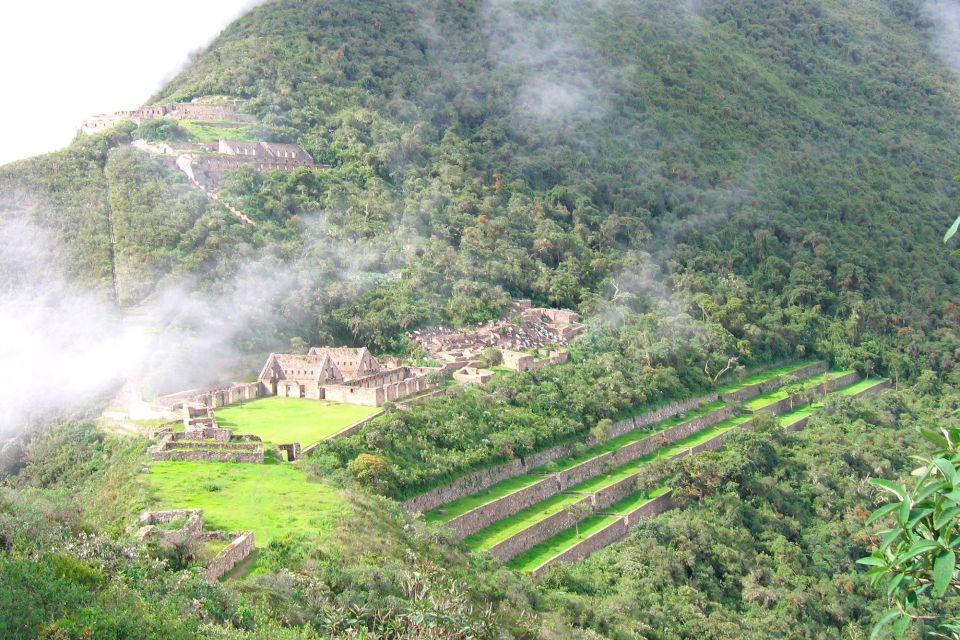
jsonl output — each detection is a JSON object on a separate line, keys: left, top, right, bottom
{"left": 506, "top": 515, "right": 622, "bottom": 572}
{"left": 778, "top": 404, "right": 822, "bottom": 428}
{"left": 425, "top": 474, "right": 546, "bottom": 524}
{"left": 144, "top": 458, "right": 345, "bottom": 544}
{"left": 179, "top": 119, "right": 258, "bottom": 141}
{"left": 215, "top": 396, "right": 379, "bottom": 445}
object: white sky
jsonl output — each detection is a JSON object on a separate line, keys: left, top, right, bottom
{"left": 0, "top": 1, "right": 260, "bottom": 166}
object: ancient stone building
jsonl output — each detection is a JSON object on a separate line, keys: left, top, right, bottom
{"left": 82, "top": 102, "right": 256, "bottom": 133}
{"left": 258, "top": 347, "right": 439, "bottom": 407}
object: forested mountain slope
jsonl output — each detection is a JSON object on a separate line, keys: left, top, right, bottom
{"left": 2, "top": 1, "right": 960, "bottom": 638}
{"left": 2, "top": 0, "right": 958, "bottom": 360}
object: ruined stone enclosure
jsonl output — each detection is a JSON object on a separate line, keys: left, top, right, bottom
{"left": 151, "top": 404, "right": 265, "bottom": 464}
{"left": 258, "top": 346, "right": 440, "bottom": 407}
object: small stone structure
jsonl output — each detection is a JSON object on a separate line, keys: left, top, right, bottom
{"left": 258, "top": 347, "right": 440, "bottom": 407}
{"left": 152, "top": 405, "right": 265, "bottom": 463}
{"left": 137, "top": 510, "right": 255, "bottom": 582}
{"left": 203, "top": 531, "right": 255, "bottom": 581}
{"left": 453, "top": 366, "right": 495, "bottom": 384}
{"left": 277, "top": 442, "right": 301, "bottom": 462}
{"left": 155, "top": 381, "right": 263, "bottom": 411}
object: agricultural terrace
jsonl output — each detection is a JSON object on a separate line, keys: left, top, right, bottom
{"left": 144, "top": 458, "right": 345, "bottom": 544}
{"left": 215, "top": 396, "right": 379, "bottom": 445}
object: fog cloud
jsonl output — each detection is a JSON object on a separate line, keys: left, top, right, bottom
{"left": 924, "top": 1, "right": 960, "bottom": 76}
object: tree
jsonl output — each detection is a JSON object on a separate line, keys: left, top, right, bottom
{"left": 858, "top": 421, "right": 960, "bottom": 639}
{"left": 568, "top": 500, "right": 593, "bottom": 538}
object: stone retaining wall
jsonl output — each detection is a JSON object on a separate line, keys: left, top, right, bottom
{"left": 556, "top": 452, "right": 616, "bottom": 490}
{"left": 446, "top": 476, "right": 560, "bottom": 540}
{"left": 203, "top": 532, "right": 255, "bottom": 581}
{"left": 622, "top": 490, "right": 674, "bottom": 526}
{"left": 721, "top": 361, "right": 828, "bottom": 402}
{"left": 610, "top": 404, "right": 737, "bottom": 467}
{"left": 822, "top": 371, "right": 862, "bottom": 393}
{"left": 851, "top": 380, "right": 891, "bottom": 398}
{"left": 593, "top": 472, "right": 644, "bottom": 511}
{"left": 533, "top": 518, "right": 629, "bottom": 575}
{"left": 489, "top": 496, "right": 594, "bottom": 563}
{"left": 404, "top": 394, "right": 718, "bottom": 513}
{"left": 152, "top": 448, "right": 264, "bottom": 463}
{"left": 403, "top": 459, "right": 525, "bottom": 513}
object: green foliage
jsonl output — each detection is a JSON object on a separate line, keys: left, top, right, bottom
{"left": 859, "top": 421, "right": 960, "bottom": 638}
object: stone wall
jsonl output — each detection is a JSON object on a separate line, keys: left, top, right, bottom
{"left": 721, "top": 361, "right": 829, "bottom": 402}
{"left": 403, "top": 393, "right": 720, "bottom": 513}
{"left": 446, "top": 476, "right": 561, "bottom": 540}
{"left": 610, "top": 404, "right": 736, "bottom": 467}
{"left": 623, "top": 490, "right": 674, "bottom": 526}
{"left": 822, "top": 371, "right": 862, "bottom": 393}
{"left": 533, "top": 517, "right": 629, "bottom": 575}
{"left": 152, "top": 448, "right": 264, "bottom": 463}
{"left": 156, "top": 382, "right": 263, "bottom": 410}
{"left": 593, "top": 473, "right": 644, "bottom": 511}
{"left": 556, "top": 452, "right": 616, "bottom": 490}
{"left": 403, "top": 458, "right": 527, "bottom": 513}
{"left": 137, "top": 509, "right": 205, "bottom": 545}
{"left": 489, "top": 496, "right": 594, "bottom": 563}
{"left": 203, "top": 532, "right": 255, "bottom": 581}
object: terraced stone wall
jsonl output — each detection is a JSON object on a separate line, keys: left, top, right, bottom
{"left": 447, "top": 476, "right": 560, "bottom": 540}
{"left": 403, "top": 459, "right": 525, "bottom": 513}
{"left": 533, "top": 518, "right": 629, "bottom": 575}
{"left": 623, "top": 490, "right": 674, "bottom": 526}
{"left": 721, "top": 361, "right": 828, "bottom": 402}
{"left": 488, "top": 496, "right": 594, "bottom": 563}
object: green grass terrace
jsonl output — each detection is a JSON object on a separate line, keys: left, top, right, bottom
{"left": 506, "top": 515, "right": 622, "bottom": 572}
{"left": 714, "top": 359, "right": 818, "bottom": 396}
{"left": 568, "top": 414, "right": 754, "bottom": 494}
{"left": 463, "top": 492, "right": 587, "bottom": 551}
{"left": 742, "top": 369, "right": 856, "bottom": 412}
{"left": 215, "top": 396, "right": 380, "bottom": 446}
{"left": 838, "top": 378, "right": 886, "bottom": 395}
{"left": 425, "top": 400, "right": 729, "bottom": 524}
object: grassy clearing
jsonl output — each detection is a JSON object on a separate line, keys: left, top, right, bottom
{"left": 506, "top": 515, "right": 622, "bottom": 572}
{"left": 215, "top": 397, "right": 379, "bottom": 445}
{"left": 144, "top": 458, "right": 345, "bottom": 544}
{"left": 715, "top": 360, "right": 816, "bottom": 395}
{"left": 424, "top": 474, "right": 546, "bottom": 524}
{"left": 463, "top": 493, "right": 586, "bottom": 550}
{"left": 839, "top": 378, "right": 886, "bottom": 395}
{"left": 603, "top": 486, "right": 672, "bottom": 515}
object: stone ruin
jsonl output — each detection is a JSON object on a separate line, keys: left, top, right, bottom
{"left": 137, "top": 509, "right": 254, "bottom": 582}
{"left": 407, "top": 299, "right": 584, "bottom": 379}
{"left": 258, "top": 346, "right": 441, "bottom": 407}
{"left": 151, "top": 403, "right": 265, "bottom": 463}
{"left": 82, "top": 101, "right": 257, "bottom": 133}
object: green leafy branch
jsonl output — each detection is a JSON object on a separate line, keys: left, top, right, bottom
{"left": 858, "top": 423, "right": 960, "bottom": 639}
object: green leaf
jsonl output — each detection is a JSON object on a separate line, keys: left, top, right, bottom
{"left": 897, "top": 540, "right": 940, "bottom": 563}
{"left": 934, "top": 458, "right": 960, "bottom": 486}
{"left": 886, "top": 571, "right": 906, "bottom": 596}
{"left": 870, "top": 478, "right": 907, "bottom": 500}
{"left": 945, "top": 489, "right": 960, "bottom": 504}
{"left": 880, "top": 528, "right": 901, "bottom": 551}
{"left": 857, "top": 556, "right": 887, "bottom": 567}
{"left": 892, "top": 614, "right": 910, "bottom": 640}
{"left": 907, "top": 507, "right": 934, "bottom": 528}
{"left": 915, "top": 480, "right": 948, "bottom": 504}
{"left": 945, "top": 216, "right": 960, "bottom": 243}
{"left": 867, "top": 502, "right": 901, "bottom": 525}
{"left": 871, "top": 610, "right": 904, "bottom": 640}
{"left": 933, "top": 549, "right": 955, "bottom": 597}
{"left": 898, "top": 499, "right": 911, "bottom": 526}
{"left": 935, "top": 506, "right": 960, "bottom": 530}
{"left": 921, "top": 428, "right": 949, "bottom": 448}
